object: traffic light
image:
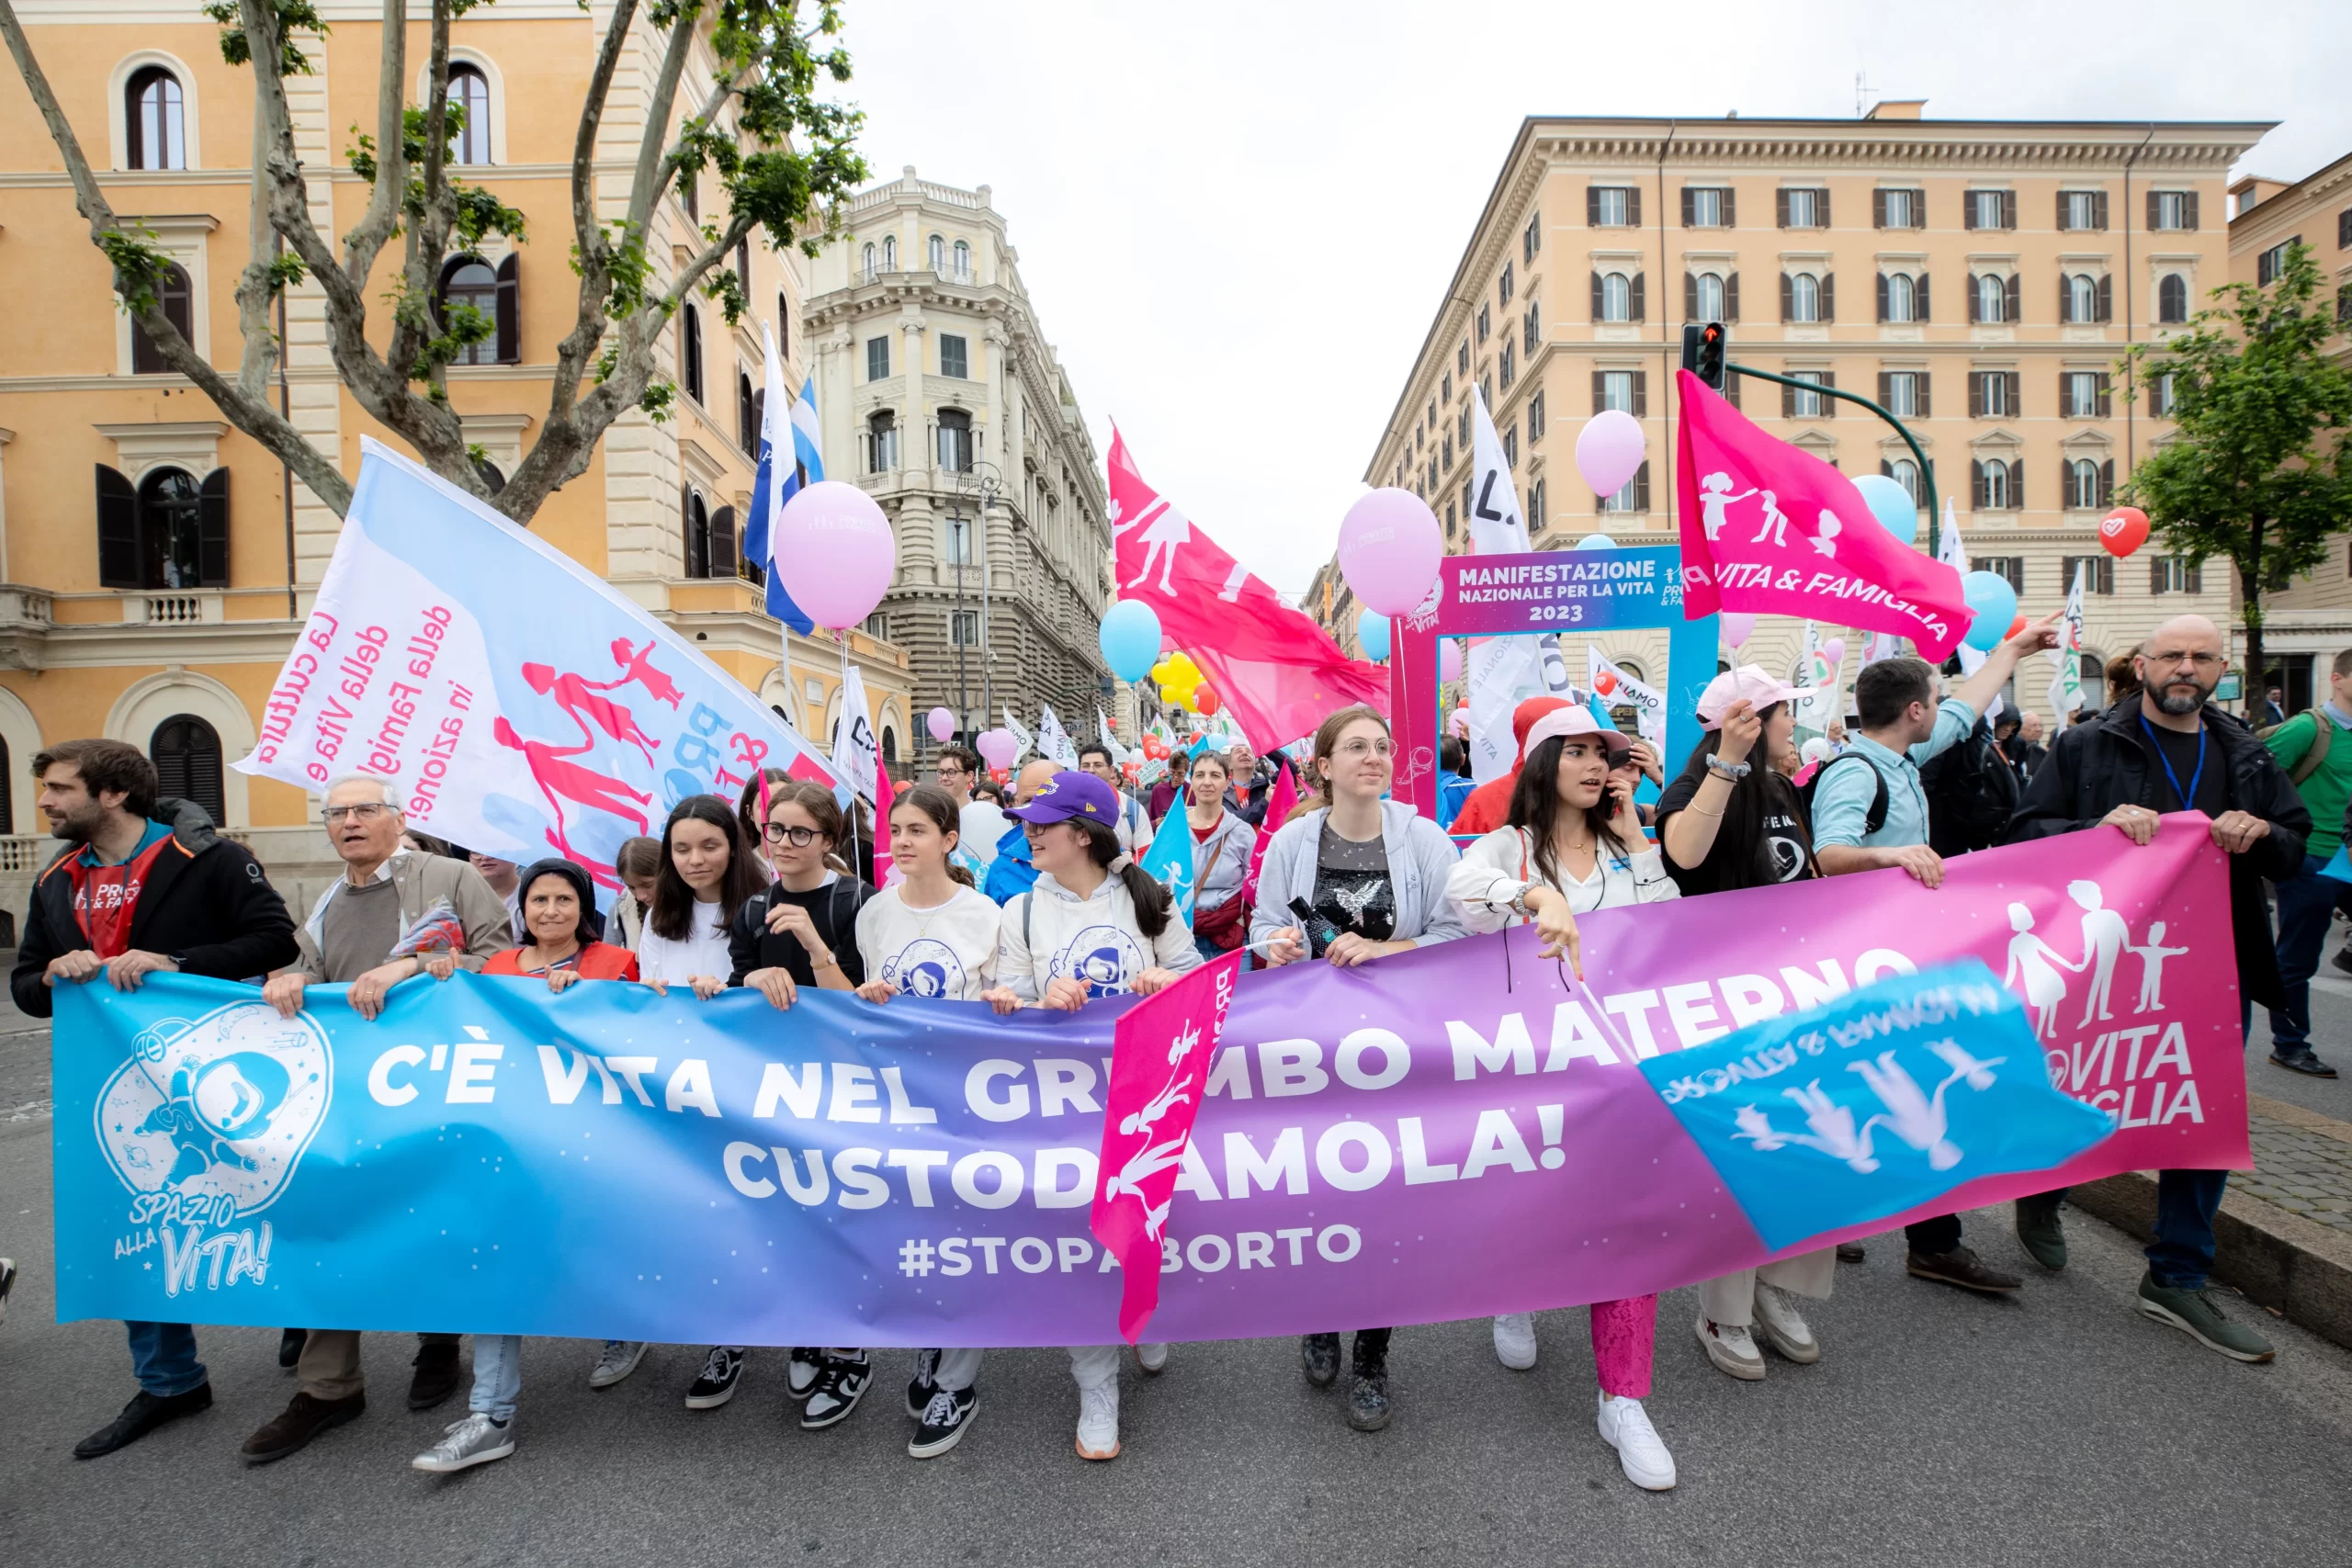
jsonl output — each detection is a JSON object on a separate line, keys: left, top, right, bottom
{"left": 1680, "top": 321, "right": 1729, "bottom": 390}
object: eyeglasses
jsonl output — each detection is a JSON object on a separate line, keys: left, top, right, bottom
{"left": 1334, "top": 738, "right": 1395, "bottom": 760}
{"left": 2143, "top": 650, "right": 2224, "bottom": 670}
{"left": 322, "top": 803, "right": 390, "bottom": 823}
{"left": 763, "top": 822, "right": 822, "bottom": 846}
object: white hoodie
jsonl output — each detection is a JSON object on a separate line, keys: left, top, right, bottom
{"left": 997, "top": 867, "right": 1201, "bottom": 1002}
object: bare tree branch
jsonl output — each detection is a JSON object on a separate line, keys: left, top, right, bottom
{"left": 342, "top": 0, "right": 410, "bottom": 285}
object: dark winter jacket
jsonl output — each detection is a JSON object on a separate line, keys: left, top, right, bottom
{"left": 2005, "top": 697, "right": 2309, "bottom": 1009}
{"left": 10, "top": 797, "right": 300, "bottom": 1018}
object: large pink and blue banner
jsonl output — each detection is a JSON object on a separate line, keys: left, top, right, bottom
{"left": 51, "top": 820, "right": 2243, "bottom": 1345}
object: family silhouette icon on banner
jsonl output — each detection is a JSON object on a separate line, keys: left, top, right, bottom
{"left": 2002, "top": 878, "right": 2187, "bottom": 1042}
{"left": 1697, "top": 470, "right": 1843, "bottom": 558}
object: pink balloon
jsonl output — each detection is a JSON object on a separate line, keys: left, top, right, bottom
{"left": 1336, "top": 489, "right": 1444, "bottom": 617}
{"left": 926, "top": 705, "right": 956, "bottom": 742}
{"left": 1439, "top": 638, "right": 1464, "bottom": 683}
{"left": 975, "top": 728, "right": 1019, "bottom": 770}
{"left": 1575, "top": 410, "right": 1646, "bottom": 498}
{"left": 1721, "top": 611, "right": 1755, "bottom": 649}
{"left": 1822, "top": 637, "right": 1847, "bottom": 667}
{"left": 774, "top": 479, "right": 897, "bottom": 629}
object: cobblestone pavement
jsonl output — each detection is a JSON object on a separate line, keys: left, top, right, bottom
{"left": 2244, "top": 1098, "right": 2352, "bottom": 1232}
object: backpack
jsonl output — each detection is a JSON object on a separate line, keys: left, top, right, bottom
{"left": 1796, "top": 751, "right": 1889, "bottom": 840}
{"left": 2257, "top": 708, "right": 2333, "bottom": 786}
{"left": 1920, "top": 716, "right": 2021, "bottom": 857}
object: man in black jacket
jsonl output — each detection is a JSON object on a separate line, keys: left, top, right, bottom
{"left": 2007, "top": 615, "right": 2307, "bottom": 1364}
{"left": 11, "top": 739, "right": 298, "bottom": 1459}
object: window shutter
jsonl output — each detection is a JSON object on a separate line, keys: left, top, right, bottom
{"left": 1820, "top": 273, "right": 1834, "bottom": 322}
{"left": 1781, "top": 379, "right": 1795, "bottom": 419}
{"left": 1780, "top": 272, "right": 1792, "bottom": 322}
{"left": 1971, "top": 460, "right": 1986, "bottom": 509}
{"left": 1877, "top": 370, "right": 1893, "bottom": 405}
{"left": 1587, "top": 186, "right": 1600, "bottom": 225}
{"left": 1917, "top": 274, "right": 1930, "bottom": 321}
{"left": 680, "top": 484, "right": 695, "bottom": 576}
{"left": 96, "top": 464, "right": 138, "bottom": 588}
{"left": 1969, "top": 372, "right": 1984, "bottom": 418}
{"left": 2058, "top": 274, "right": 2072, "bottom": 324}
{"left": 2097, "top": 372, "right": 2111, "bottom": 417}
{"left": 1968, "top": 274, "right": 1981, "bottom": 323}
{"left": 2060, "top": 458, "right": 2075, "bottom": 507}
{"left": 1876, "top": 273, "right": 1889, "bottom": 322}
{"left": 494, "top": 254, "right": 520, "bottom": 364}
{"left": 1633, "top": 372, "right": 1646, "bottom": 419}
{"left": 1627, "top": 186, "right": 1640, "bottom": 227}
{"left": 1776, "top": 188, "right": 1790, "bottom": 227}
{"left": 1630, "top": 273, "right": 1645, "bottom": 321}
{"left": 1684, "top": 272, "right": 1696, "bottom": 320}
{"left": 1911, "top": 188, "right": 1928, "bottom": 226}
{"left": 2150, "top": 557, "right": 2165, "bottom": 595}
{"left": 1873, "top": 189, "right": 1887, "bottom": 229}
{"left": 2056, "top": 190, "right": 2072, "bottom": 231}
{"left": 1722, "top": 188, "right": 1736, "bottom": 227}
{"left": 1820, "top": 370, "right": 1837, "bottom": 415}
{"left": 1723, "top": 372, "right": 1740, "bottom": 410}
{"left": 2011, "top": 461, "right": 2023, "bottom": 511}
{"left": 1633, "top": 461, "right": 1650, "bottom": 513}
{"left": 1680, "top": 186, "right": 1694, "bottom": 227}
{"left": 2098, "top": 274, "right": 2113, "bottom": 323}
{"left": 2188, "top": 561, "right": 2202, "bottom": 593}
{"left": 1964, "top": 192, "right": 1979, "bottom": 231}
{"left": 197, "top": 467, "right": 229, "bottom": 587}
{"left": 1726, "top": 272, "right": 1740, "bottom": 321}
{"left": 2005, "top": 274, "right": 2020, "bottom": 323}
{"left": 710, "top": 504, "right": 737, "bottom": 578}
{"left": 2095, "top": 190, "right": 2109, "bottom": 230}
{"left": 2146, "top": 189, "right": 2161, "bottom": 231}
{"left": 1591, "top": 271, "right": 1603, "bottom": 320}
{"left": 1591, "top": 369, "right": 1605, "bottom": 414}
{"left": 1917, "top": 373, "right": 1931, "bottom": 419}
{"left": 1881, "top": 458, "right": 1894, "bottom": 479}
{"left": 2059, "top": 369, "right": 2071, "bottom": 412}
{"left": 2002, "top": 191, "right": 2017, "bottom": 230}
{"left": 2100, "top": 459, "right": 2116, "bottom": 506}
{"left": 2006, "top": 371, "right": 2020, "bottom": 414}
{"left": 2184, "top": 190, "right": 2199, "bottom": 231}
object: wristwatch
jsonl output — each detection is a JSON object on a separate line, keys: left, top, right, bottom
{"left": 1704, "top": 754, "right": 1751, "bottom": 782}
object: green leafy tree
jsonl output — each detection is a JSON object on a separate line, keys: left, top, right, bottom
{"left": 0, "top": 0, "right": 868, "bottom": 521}
{"left": 2123, "top": 241, "right": 2352, "bottom": 690}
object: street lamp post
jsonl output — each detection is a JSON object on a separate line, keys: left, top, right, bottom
{"left": 953, "top": 459, "right": 1003, "bottom": 728}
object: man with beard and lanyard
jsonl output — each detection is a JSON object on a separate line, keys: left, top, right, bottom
{"left": 2007, "top": 615, "right": 2307, "bottom": 1363}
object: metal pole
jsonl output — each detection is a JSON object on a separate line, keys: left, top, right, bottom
{"left": 1724, "top": 361, "right": 1940, "bottom": 557}
{"left": 951, "top": 503, "right": 969, "bottom": 738}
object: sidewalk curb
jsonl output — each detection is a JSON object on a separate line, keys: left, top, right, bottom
{"left": 2068, "top": 1168, "right": 2352, "bottom": 1352}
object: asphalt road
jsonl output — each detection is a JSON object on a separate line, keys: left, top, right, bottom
{"left": 6, "top": 996, "right": 2352, "bottom": 1568}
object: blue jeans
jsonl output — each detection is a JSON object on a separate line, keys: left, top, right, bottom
{"left": 126, "top": 1320, "right": 207, "bottom": 1397}
{"left": 470, "top": 1334, "right": 521, "bottom": 1422}
{"left": 2267, "top": 852, "right": 2352, "bottom": 1051}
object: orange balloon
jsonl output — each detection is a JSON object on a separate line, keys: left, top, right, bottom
{"left": 2007, "top": 614, "right": 2028, "bottom": 639}
{"left": 1193, "top": 684, "right": 1221, "bottom": 716}
{"left": 2099, "top": 506, "right": 2151, "bottom": 558}
{"left": 1594, "top": 670, "right": 1618, "bottom": 696}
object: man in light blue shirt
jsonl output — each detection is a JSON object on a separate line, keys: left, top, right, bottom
{"left": 1809, "top": 615, "right": 2058, "bottom": 1298}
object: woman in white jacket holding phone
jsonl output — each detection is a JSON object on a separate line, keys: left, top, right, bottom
{"left": 1444, "top": 704, "right": 1681, "bottom": 1492}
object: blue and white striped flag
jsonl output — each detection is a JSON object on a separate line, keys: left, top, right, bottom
{"left": 1139, "top": 799, "right": 1197, "bottom": 930}
{"left": 741, "top": 323, "right": 824, "bottom": 634}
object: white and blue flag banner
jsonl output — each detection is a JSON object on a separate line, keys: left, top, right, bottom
{"left": 234, "top": 439, "right": 838, "bottom": 891}
{"left": 739, "top": 323, "right": 824, "bottom": 634}
{"left": 1138, "top": 799, "right": 1197, "bottom": 928}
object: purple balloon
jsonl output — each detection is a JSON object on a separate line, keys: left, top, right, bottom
{"left": 1337, "top": 488, "right": 1443, "bottom": 617}
{"left": 1575, "top": 411, "right": 1646, "bottom": 498}
{"left": 774, "top": 479, "right": 896, "bottom": 630}
{"left": 926, "top": 706, "right": 956, "bottom": 742}
{"left": 1439, "top": 638, "right": 1464, "bottom": 683}
{"left": 976, "top": 728, "right": 1019, "bottom": 770}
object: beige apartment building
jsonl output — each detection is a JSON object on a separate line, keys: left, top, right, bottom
{"left": 0, "top": 1, "right": 910, "bottom": 920}
{"left": 2222, "top": 151, "right": 2352, "bottom": 714}
{"left": 1340, "top": 106, "right": 2267, "bottom": 719}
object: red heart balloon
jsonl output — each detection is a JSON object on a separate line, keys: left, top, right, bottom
{"left": 1594, "top": 670, "right": 1618, "bottom": 696}
{"left": 2098, "top": 506, "right": 2151, "bottom": 558}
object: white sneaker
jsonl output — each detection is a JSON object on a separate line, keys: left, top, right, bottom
{"left": 1491, "top": 1312, "right": 1538, "bottom": 1371}
{"left": 1596, "top": 1393, "right": 1676, "bottom": 1490}
{"left": 1752, "top": 1285, "right": 1821, "bottom": 1364}
{"left": 1694, "top": 1314, "right": 1766, "bottom": 1381}
{"left": 1074, "top": 1382, "right": 1121, "bottom": 1461}
{"left": 588, "top": 1339, "right": 647, "bottom": 1389}
{"left": 1134, "top": 1341, "right": 1168, "bottom": 1375}
{"left": 410, "top": 1411, "right": 515, "bottom": 1472}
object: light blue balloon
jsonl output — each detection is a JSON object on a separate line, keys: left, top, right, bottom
{"left": 1097, "top": 599, "right": 1162, "bottom": 682}
{"left": 1850, "top": 473, "right": 1920, "bottom": 546}
{"left": 1357, "top": 608, "right": 1392, "bottom": 662}
{"left": 1961, "top": 570, "right": 2018, "bottom": 652}
{"left": 1577, "top": 533, "right": 1620, "bottom": 551}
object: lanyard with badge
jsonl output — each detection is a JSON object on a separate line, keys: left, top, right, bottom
{"left": 2138, "top": 715, "right": 2207, "bottom": 811}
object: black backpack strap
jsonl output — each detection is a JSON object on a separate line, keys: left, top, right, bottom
{"left": 1820, "top": 751, "right": 1890, "bottom": 837}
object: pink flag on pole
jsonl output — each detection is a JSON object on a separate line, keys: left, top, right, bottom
{"left": 1091, "top": 950, "right": 1248, "bottom": 1343}
{"left": 1675, "top": 371, "right": 1970, "bottom": 660}
{"left": 1108, "top": 430, "right": 1386, "bottom": 751}
{"left": 1243, "top": 763, "right": 1300, "bottom": 904}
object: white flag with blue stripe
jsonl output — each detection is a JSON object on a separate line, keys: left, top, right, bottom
{"left": 741, "top": 323, "right": 821, "bottom": 634}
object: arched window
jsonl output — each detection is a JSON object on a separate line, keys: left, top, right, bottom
{"left": 1696, "top": 272, "right": 1724, "bottom": 322}
{"left": 1975, "top": 273, "right": 2006, "bottom": 323}
{"left": 928, "top": 233, "right": 945, "bottom": 273}
{"left": 150, "top": 714, "right": 224, "bottom": 824}
{"left": 682, "top": 489, "right": 710, "bottom": 579}
{"left": 881, "top": 727, "right": 899, "bottom": 765}
{"left": 447, "top": 63, "right": 491, "bottom": 164}
{"left": 138, "top": 467, "right": 206, "bottom": 587}
{"left": 435, "top": 255, "right": 500, "bottom": 365}
{"left": 953, "top": 239, "right": 970, "bottom": 280}
{"left": 2158, "top": 274, "right": 2188, "bottom": 324}
{"left": 776, "top": 289, "right": 790, "bottom": 346}
{"left": 1886, "top": 272, "right": 1917, "bottom": 322}
{"left": 0, "top": 735, "right": 12, "bottom": 836}
{"left": 2068, "top": 273, "right": 2098, "bottom": 323}
{"left": 130, "top": 261, "right": 193, "bottom": 374}
{"left": 681, "top": 305, "right": 704, "bottom": 403}
{"left": 1889, "top": 457, "right": 1921, "bottom": 504}
{"left": 125, "top": 66, "right": 186, "bottom": 171}
{"left": 865, "top": 410, "right": 899, "bottom": 473}
{"left": 1791, "top": 272, "right": 1820, "bottom": 323}
{"left": 1600, "top": 272, "right": 1631, "bottom": 321}
{"left": 1983, "top": 459, "right": 2012, "bottom": 510}
{"left": 738, "top": 372, "right": 758, "bottom": 454}
{"left": 881, "top": 235, "right": 897, "bottom": 270}
{"left": 937, "top": 408, "right": 973, "bottom": 472}
{"left": 861, "top": 242, "right": 876, "bottom": 277}
{"left": 474, "top": 457, "right": 506, "bottom": 494}
{"left": 2071, "top": 458, "right": 2103, "bottom": 509}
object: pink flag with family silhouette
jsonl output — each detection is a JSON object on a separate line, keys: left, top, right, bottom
{"left": 1675, "top": 370, "right": 1971, "bottom": 660}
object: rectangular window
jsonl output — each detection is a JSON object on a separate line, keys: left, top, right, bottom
{"left": 1457, "top": 408, "right": 1470, "bottom": 448}
{"left": 1970, "top": 370, "right": 2016, "bottom": 418}
{"left": 1476, "top": 303, "right": 1490, "bottom": 343}
{"left": 2150, "top": 372, "right": 2177, "bottom": 419}
{"left": 862, "top": 613, "right": 888, "bottom": 641}
{"left": 1528, "top": 478, "right": 1545, "bottom": 531}
{"left": 1881, "top": 188, "right": 1917, "bottom": 228}
{"left": 944, "top": 517, "right": 974, "bottom": 566}
{"left": 2066, "top": 372, "right": 2099, "bottom": 417}
{"left": 1499, "top": 262, "right": 1514, "bottom": 307}
{"left": 1782, "top": 187, "right": 1820, "bottom": 228}
{"left": 1602, "top": 371, "right": 1634, "bottom": 412}
{"left": 865, "top": 335, "right": 890, "bottom": 380}
{"left": 2258, "top": 241, "right": 2295, "bottom": 286}
{"left": 950, "top": 609, "right": 980, "bottom": 646}
{"left": 1498, "top": 339, "right": 1516, "bottom": 391}
{"left": 1972, "top": 556, "right": 2026, "bottom": 593}
{"left": 1523, "top": 213, "right": 1541, "bottom": 263}
{"left": 2152, "top": 556, "right": 2202, "bottom": 595}
{"left": 2064, "top": 190, "right": 2104, "bottom": 231}
{"left": 2152, "top": 190, "right": 2191, "bottom": 231}
{"left": 1502, "top": 423, "right": 1518, "bottom": 467}
{"left": 2061, "top": 555, "right": 2117, "bottom": 596}
{"left": 1441, "top": 372, "right": 1452, "bottom": 403}
{"left": 1969, "top": 189, "right": 2008, "bottom": 231}
{"left": 1791, "top": 371, "right": 1825, "bottom": 418}
{"left": 939, "top": 333, "right": 967, "bottom": 379}
{"left": 1528, "top": 389, "right": 1545, "bottom": 441}
{"left": 1592, "top": 186, "right": 1633, "bottom": 226}
{"left": 1688, "top": 186, "right": 1723, "bottom": 227}
{"left": 1884, "top": 371, "right": 1919, "bottom": 417}
{"left": 1458, "top": 342, "right": 1470, "bottom": 376}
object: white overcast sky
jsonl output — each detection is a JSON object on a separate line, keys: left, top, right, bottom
{"left": 833, "top": 0, "right": 2351, "bottom": 604}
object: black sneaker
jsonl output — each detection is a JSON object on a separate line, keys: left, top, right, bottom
{"left": 685, "top": 1346, "right": 745, "bottom": 1410}
{"left": 788, "top": 1348, "right": 822, "bottom": 1403}
{"left": 277, "top": 1328, "right": 306, "bottom": 1370}
{"left": 800, "top": 1352, "right": 870, "bottom": 1429}
{"left": 1300, "top": 1332, "right": 1340, "bottom": 1389}
{"left": 907, "top": 1383, "right": 977, "bottom": 1459}
{"left": 74, "top": 1383, "right": 212, "bottom": 1460}
{"left": 2270, "top": 1048, "right": 2338, "bottom": 1078}
{"left": 1836, "top": 1242, "right": 1866, "bottom": 1263}
{"left": 1346, "top": 1349, "right": 1391, "bottom": 1433}
{"left": 905, "top": 1348, "right": 940, "bottom": 1416}
{"left": 407, "top": 1338, "right": 463, "bottom": 1411}
{"left": 1907, "top": 1245, "right": 2022, "bottom": 1294}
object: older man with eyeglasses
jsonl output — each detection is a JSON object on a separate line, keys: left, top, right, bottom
{"left": 2007, "top": 614, "right": 2308, "bottom": 1365}
{"left": 239, "top": 774, "right": 514, "bottom": 1466}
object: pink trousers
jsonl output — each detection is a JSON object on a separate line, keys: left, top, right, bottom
{"left": 1590, "top": 1294, "right": 1658, "bottom": 1399}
